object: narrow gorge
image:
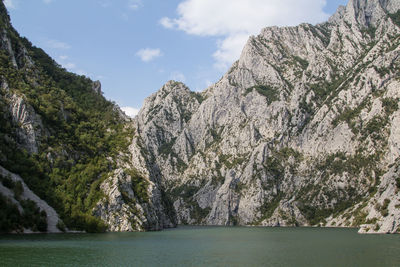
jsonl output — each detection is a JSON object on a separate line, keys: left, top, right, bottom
{"left": 1, "top": 0, "right": 399, "bottom": 234}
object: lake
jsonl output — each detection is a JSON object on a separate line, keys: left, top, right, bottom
{"left": 0, "top": 226, "right": 399, "bottom": 266}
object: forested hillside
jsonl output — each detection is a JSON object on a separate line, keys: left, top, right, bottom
{"left": 0, "top": 0, "right": 148, "bottom": 232}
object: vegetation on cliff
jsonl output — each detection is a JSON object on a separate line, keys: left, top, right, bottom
{"left": 0, "top": 1, "right": 137, "bottom": 232}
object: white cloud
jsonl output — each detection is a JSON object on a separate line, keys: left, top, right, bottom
{"left": 136, "top": 48, "right": 162, "bottom": 62}
{"left": 121, "top": 106, "right": 139, "bottom": 118}
{"left": 63, "top": 62, "right": 76, "bottom": 69}
{"left": 170, "top": 71, "right": 186, "bottom": 83}
{"left": 4, "top": 0, "right": 16, "bottom": 9}
{"left": 56, "top": 55, "right": 89, "bottom": 77}
{"left": 159, "top": 17, "right": 175, "bottom": 29}
{"left": 128, "top": 0, "right": 143, "bottom": 10}
{"left": 76, "top": 69, "right": 88, "bottom": 76}
{"left": 57, "top": 55, "right": 76, "bottom": 70}
{"left": 43, "top": 0, "right": 53, "bottom": 4}
{"left": 213, "top": 33, "right": 250, "bottom": 70}
{"left": 161, "top": 0, "right": 329, "bottom": 70}
{"left": 46, "top": 39, "right": 71, "bottom": 50}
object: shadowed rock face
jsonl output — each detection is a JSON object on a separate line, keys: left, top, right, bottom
{"left": 129, "top": 0, "right": 400, "bottom": 233}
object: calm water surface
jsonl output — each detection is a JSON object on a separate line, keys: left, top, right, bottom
{"left": 0, "top": 226, "right": 399, "bottom": 266}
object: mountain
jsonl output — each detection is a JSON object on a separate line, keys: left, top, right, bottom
{"left": 1, "top": 0, "right": 399, "bottom": 234}
{"left": 127, "top": 0, "right": 400, "bottom": 234}
{"left": 0, "top": 0, "right": 173, "bottom": 233}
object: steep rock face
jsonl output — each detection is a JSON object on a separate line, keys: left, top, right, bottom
{"left": 127, "top": 81, "right": 202, "bottom": 225}
{"left": 0, "top": 17, "right": 43, "bottom": 155}
{"left": 95, "top": 168, "right": 150, "bottom": 232}
{"left": 94, "top": 132, "right": 176, "bottom": 231}
{"left": 133, "top": 0, "right": 400, "bottom": 232}
{"left": 331, "top": 161, "right": 400, "bottom": 234}
{"left": 135, "top": 81, "right": 202, "bottom": 166}
{"left": 7, "top": 93, "right": 44, "bottom": 154}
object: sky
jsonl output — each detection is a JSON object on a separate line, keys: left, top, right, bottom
{"left": 5, "top": 0, "right": 348, "bottom": 117}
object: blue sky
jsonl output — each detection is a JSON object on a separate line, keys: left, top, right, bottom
{"left": 5, "top": 0, "right": 348, "bottom": 116}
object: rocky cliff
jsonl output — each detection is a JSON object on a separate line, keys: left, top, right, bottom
{"left": 131, "top": 0, "right": 400, "bottom": 233}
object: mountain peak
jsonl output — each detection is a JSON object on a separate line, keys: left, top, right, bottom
{"left": 162, "top": 80, "right": 190, "bottom": 93}
{"left": 343, "top": 0, "right": 399, "bottom": 27}
{"left": 329, "top": 0, "right": 400, "bottom": 27}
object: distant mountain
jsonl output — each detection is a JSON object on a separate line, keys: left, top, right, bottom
{"left": 1, "top": 0, "right": 399, "bottom": 234}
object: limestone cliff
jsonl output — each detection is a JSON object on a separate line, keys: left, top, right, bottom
{"left": 132, "top": 0, "right": 400, "bottom": 233}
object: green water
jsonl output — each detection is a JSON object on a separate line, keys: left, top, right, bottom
{"left": 0, "top": 226, "right": 399, "bottom": 266}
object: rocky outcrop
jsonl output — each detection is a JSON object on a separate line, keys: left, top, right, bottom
{"left": 94, "top": 124, "right": 176, "bottom": 231}
{"left": 0, "top": 166, "right": 63, "bottom": 233}
{"left": 330, "top": 161, "right": 400, "bottom": 234}
{"left": 130, "top": 0, "right": 400, "bottom": 233}
{"left": 0, "top": 29, "right": 17, "bottom": 68}
{"left": 94, "top": 164, "right": 176, "bottom": 231}
{"left": 94, "top": 168, "right": 149, "bottom": 232}
{"left": 92, "top": 80, "right": 102, "bottom": 95}
{"left": 7, "top": 93, "right": 44, "bottom": 154}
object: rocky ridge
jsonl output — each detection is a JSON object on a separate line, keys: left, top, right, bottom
{"left": 129, "top": 0, "right": 400, "bottom": 233}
